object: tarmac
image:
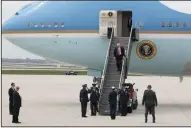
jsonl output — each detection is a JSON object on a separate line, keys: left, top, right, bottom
{"left": 1, "top": 75, "right": 191, "bottom": 127}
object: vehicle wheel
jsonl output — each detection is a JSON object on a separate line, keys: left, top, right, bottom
{"left": 127, "top": 106, "right": 132, "bottom": 113}
{"left": 133, "top": 99, "right": 138, "bottom": 110}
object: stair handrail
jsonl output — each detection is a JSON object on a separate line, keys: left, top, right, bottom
{"left": 118, "top": 26, "right": 133, "bottom": 89}
{"left": 99, "top": 28, "right": 114, "bottom": 101}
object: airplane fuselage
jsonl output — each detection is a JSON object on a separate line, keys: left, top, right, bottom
{"left": 2, "top": 1, "right": 191, "bottom": 77}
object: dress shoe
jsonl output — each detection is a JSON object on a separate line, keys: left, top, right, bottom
{"left": 15, "top": 121, "right": 21, "bottom": 123}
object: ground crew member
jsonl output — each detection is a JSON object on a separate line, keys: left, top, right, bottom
{"left": 12, "top": 86, "right": 22, "bottom": 123}
{"left": 79, "top": 84, "right": 89, "bottom": 118}
{"left": 142, "top": 85, "right": 158, "bottom": 123}
{"left": 90, "top": 83, "right": 100, "bottom": 112}
{"left": 108, "top": 86, "right": 117, "bottom": 120}
{"left": 119, "top": 84, "right": 129, "bottom": 116}
{"left": 90, "top": 86, "right": 99, "bottom": 116}
{"left": 8, "top": 82, "right": 15, "bottom": 115}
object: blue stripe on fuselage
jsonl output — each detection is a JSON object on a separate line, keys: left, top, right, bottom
{"left": 2, "top": 1, "right": 191, "bottom": 32}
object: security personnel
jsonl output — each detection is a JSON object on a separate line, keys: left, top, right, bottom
{"left": 117, "top": 88, "right": 121, "bottom": 113}
{"left": 8, "top": 82, "right": 15, "bottom": 115}
{"left": 79, "top": 84, "right": 89, "bottom": 117}
{"left": 143, "top": 88, "right": 151, "bottom": 114}
{"left": 90, "top": 84, "right": 99, "bottom": 116}
{"left": 142, "top": 85, "right": 158, "bottom": 123}
{"left": 119, "top": 84, "right": 129, "bottom": 116}
{"left": 108, "top": 86, "right": 118, "bottom": 120}
{"left": 93, "top": 83, "right": 100, "bottom": 112}
{"left": 12, "top": 86, "right": 22, "bottom": 123}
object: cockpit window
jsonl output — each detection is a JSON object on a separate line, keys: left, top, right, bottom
{"left": 15, "top": 12, "right": 19, "bottom": 15}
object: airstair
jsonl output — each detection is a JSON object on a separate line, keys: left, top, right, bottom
{"left": 98, "top": 27, "right": 134, "bottom": 115}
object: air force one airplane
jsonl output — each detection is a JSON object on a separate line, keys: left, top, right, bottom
{"left": 2, "top": 1, "right": 191, "bottom": 80}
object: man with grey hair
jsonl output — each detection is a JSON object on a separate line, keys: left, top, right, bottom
{"left": 8, "top": 82, "right": 15, "bottom": 115}
{"left": 114, "top": 43, "right": 125, "bottom": 72}
{"left": 142, "top": 85, "right": 158, "bottom": 123}
{"left": 12, "top": 86, "right": 22, "bottom": 123}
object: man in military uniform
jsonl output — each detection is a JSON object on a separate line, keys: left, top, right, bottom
{"left": 108, "top": 86, "right": 118, "bottom": 120}
{"left": 142, "top": 85, "right": 158, "bottom": 123}
{"left": 119, "top": 84, "right": 129, "bottom": 116}
{"left": 79, "top": 84, "right": 89, "bottom": 117}
{"left": 143, "top": 87, "right": 152, "bottom": 114}
{"left": 90, "top": 84, "right": 99, "bottom": 116}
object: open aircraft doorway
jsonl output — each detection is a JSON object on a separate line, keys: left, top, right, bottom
{"left": 117, "top": 11, "right": 132, "bottom": 37}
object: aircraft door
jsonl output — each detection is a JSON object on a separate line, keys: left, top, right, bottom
{"left": 122, "top": 11, "right": 132, "bottom": 37}
{"left": 99, "top": 10, "right": 117, "bottom": 37}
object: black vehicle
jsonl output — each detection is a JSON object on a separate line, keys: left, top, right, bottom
{"left": 65, "top": 71, "right": 78, "bottom": 75}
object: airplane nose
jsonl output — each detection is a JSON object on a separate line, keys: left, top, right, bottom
{"left": 2, "top": 21, "right": 9, "bottom": 33}
{"left": 2, "top": 15, "right": 25, "bottom": 34}
{"left": 2, "top": 17, "right": 17, "bottom": 34}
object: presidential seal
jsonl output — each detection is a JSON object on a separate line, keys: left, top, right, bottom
{"left": 136, "top": 40, "right": 157, "bottom": 60}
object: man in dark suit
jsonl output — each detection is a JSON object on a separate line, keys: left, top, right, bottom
{"left": 119, "top": 85, "right": 129, "bottom": 116}
{"left": 127, "top": 16, "right": 132, "bottom": 33}
{"left": 142, "top": 85, "right": 158, "bottom": 123}
{"left": 12, "top": 86, "right": 22, "bottom": 123}
{"left": 89, "top": 86, "right": 99, "bottom": 116}
{"left": 114, "top": 43, "right": 125, "bottom": 72}
{"left": 79, "top": 84, "right": 89, "bottom": 117}
{"left": 8, "top": 82, "right": 15, "bottom": 115}
{"left": 108, "top": 86, "right": 118, "bottom": 120}
{"left": 90, "top": 83, "right": 100, "bottom": 113}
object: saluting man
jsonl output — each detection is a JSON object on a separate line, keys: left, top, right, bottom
{"left": 79, "top": 84, "right": 89, "bottom": 118}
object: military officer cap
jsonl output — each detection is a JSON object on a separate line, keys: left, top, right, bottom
{"left": 82, "top": 84, "right": 87, "bottom": 87}
{"left": 147, "top": 85, "right": 152, "bottom": 88}
{"left": 112, "top": 86, "right": 115, "bottom": 89}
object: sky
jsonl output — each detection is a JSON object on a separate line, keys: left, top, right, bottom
{"left": 1, "top": 1, "right": 191, "bottom": 59}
